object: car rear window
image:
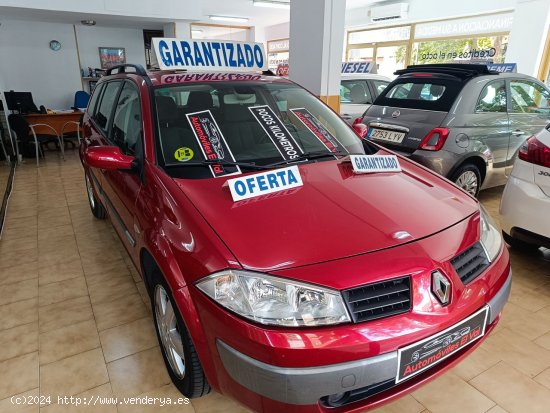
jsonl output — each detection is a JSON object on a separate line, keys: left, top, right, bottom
{"left": 374, "top": 76, "right": 464, "bottom": 111}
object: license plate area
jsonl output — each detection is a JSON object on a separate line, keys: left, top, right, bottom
{"left": 396, "top": 306, "right": 489, "bottom": 383}
{"left": 369, "top": 128, "right": 406, "bottom": 143}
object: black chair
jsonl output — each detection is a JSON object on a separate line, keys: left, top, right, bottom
{"left": 8, "top": 114, "right": 63, "bottom": 167}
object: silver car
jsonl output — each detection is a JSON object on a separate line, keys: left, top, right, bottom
{"left": 360, "top": 64, "right": 550, "bottom": 196}
{"left": 340, "top": 74, "right": 391, "bottom": 124}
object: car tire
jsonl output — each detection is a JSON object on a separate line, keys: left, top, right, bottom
{"left": 502, "top": 231, "right": 540, "bottom": 252}
{"left": 151, "top": 270, "right": 211, "bottom": 399}
{"left": 85, "top": 172, "right": 106, "bottom": 219}
{"left": 450, "top": 164, "right": 481, "bottom": 197}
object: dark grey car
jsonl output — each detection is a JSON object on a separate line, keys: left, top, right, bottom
{"left": 360, "top": 64, "right": 550, "bottom": 196}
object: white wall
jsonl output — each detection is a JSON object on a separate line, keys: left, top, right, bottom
{"left": 75, "top": 25, "right": 147, "bottom": 70}
{"left": 263, "top": 22, "right": 290, "bottom": 42}
{"left": 0, "top": 19, "right": 81, "bottom": 109}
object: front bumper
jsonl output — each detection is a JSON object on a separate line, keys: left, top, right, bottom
{"left": 217, "top": 271, "right": 511, "bottom": 406}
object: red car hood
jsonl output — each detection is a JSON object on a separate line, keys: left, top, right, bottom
{"left": 174, "top": 159, "right": 478, "bottom": 272}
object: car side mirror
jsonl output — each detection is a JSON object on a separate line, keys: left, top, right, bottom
{"left": 85, "top": 146, "right": 136, "bottom": 171}
{"left": 352, "top": 122, "right": 368, "bottom": 139}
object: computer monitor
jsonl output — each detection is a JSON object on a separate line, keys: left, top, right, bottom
{"left": 4, "top": 91, "right": 39, "bottom": 114}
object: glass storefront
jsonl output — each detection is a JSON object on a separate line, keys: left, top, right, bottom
{"left": 346, "top": 12, "right": 514, "bottom": 77}
{"left": 267, "top": 39, "right": 289, "bottom": 72}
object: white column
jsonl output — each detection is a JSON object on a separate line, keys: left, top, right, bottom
{"left": 506, "top": 0, "right": 550, "bottom": 76}
{"left": 163, "top": 21, "right": 192, "bottom": 38}
{"left": 289, "top": 0, "right": 346, "bottom": 111}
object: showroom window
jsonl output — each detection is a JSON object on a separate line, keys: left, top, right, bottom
{"left": 476, "top": 80, "right": 507, "bottom": 113}
{"left": 346, "top": 12, "right": 513, "bottom": 77}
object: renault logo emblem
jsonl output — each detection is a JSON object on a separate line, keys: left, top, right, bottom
{"left": 432, "top": 271, "right": 451, "bottom": 306}
{"left": 392, "top": 110, "right": 400, "bottom": 118}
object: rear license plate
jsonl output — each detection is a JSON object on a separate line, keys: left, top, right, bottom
{"left": 369, "top": 128, "right": 406, "bottom": 143}
{"left": 396, "top": 306, "right": 489, "bottom": 383}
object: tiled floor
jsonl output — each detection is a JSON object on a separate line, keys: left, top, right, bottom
{"left": 0, "top": 150, "right": 549, "bottom": 413}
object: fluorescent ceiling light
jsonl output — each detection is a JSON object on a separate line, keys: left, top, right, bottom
{"left": 253, "top": 0, "right": 290, "bottom": 9}
{"left": 209, "top": 15, "right": 249, "bottom": 23}
{"left": 191, "top": 29, "right": 203, "bottom": 33}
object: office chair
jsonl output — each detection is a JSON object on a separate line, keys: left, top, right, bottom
{"left": 73, "top": 91, "right": 90, "bottom": 110}
{"left": 7, "top": 114, "right": 64, "bottom": 167}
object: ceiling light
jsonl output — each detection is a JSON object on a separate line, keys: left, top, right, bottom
{"left": 253, "top": 0, "right": 290, "bottom": 9}
{"left": 81, "top": 20, "right": 96, "bottom": 26}
{"left": 209, "top": 15, "right": 249, "bottom": 23}
{"left": 191, "top": 29, "right": 203, "bottom": 33}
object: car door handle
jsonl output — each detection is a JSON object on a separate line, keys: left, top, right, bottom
{"left": 511, "top": 130, "right": 525, "bottom": 136}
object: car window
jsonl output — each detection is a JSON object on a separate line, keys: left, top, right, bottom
{"left": 387, "top": 82, "right": 446, "bottom": 101}
{"left": 510, "top": 80, "right": 550, "bottom": 114}
{"left": 87, "top": 83, "right": 104, "bottom": 117}
{"left": 94, "top": 81, "right": 121, "bottom": 132}
{"left": 340, "top": 80, "right": 372, "bottom": 104}
{"left": 372, "top": 80, "right": 390, "bottom": 96}
{"left": 154, "top": 81, "right": 367, "bottom": 179}
{"left": 110, "top": 82, "right": 142, "bottom": 155}
{"left": 476, "top": 80, "right": 507, "bottom": 113}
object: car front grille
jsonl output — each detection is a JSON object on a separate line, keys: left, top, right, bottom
{"left": 450, "top": 242, "right": 489, "bottom": 284}
{"left": 343, "top": 276, "right": 411, "bottom": 323}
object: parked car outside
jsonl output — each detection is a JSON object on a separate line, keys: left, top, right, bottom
{"left": 359, "top": 64, "right": 550, "bottom": 197}
{"left": 340, "top": 73, "right": 391, "bottom": 123}
{"left": 500, "top": 123, "right": 550, "bottom": 250}
{"left": 80, "top": 56, "right": 510, "bottom": 412}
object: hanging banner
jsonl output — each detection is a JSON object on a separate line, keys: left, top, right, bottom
{"left": 248, "top": 105, "right": 303, "bottom": 161}
{"left": 290, "top": 108, "right": 348, "bottom": 153}
{"left": 186, "top": 110, "right": 241, "bottom": 178}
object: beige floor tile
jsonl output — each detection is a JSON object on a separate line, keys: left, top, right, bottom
{"left": 107, "top": 347, "right": 170, "bottom": 398}
{"left": 93, "top": 293, "right": 148, "bottom": 331}
{"left": 451, "top": 345, "right": 501, "bottom": 381}
{"left": 534, "top": 366, "right": 550, "bottom": 389}
{"left": 7, "top": 206, "right": 38, "bottom": 219}
{"left": 116, "top": 383, "right": 195, "bottom": 413}
{"left": 486, "top": 406, "right": 509, "bottom": 413}
{"left": 0, "top": 388, "right": 39, "bottom": 413}
{"left": 39, "top": 320, "right": 100, "bottom": 365}
{"left": 40, "top": 383, "right": 117, "bottom": 413}
{"left": 371, "top": 394, "right": 425, "bottom": 413}
{"left": 471, "top": 362, "right": 550, "bottom": 413}
{"left": 0, "top": 279, "right": 38, "bottom": 306}
{"left": 412, "top": 372, "right": 494, "bottom": 413}
{"left": 191, "top": 392, "right": 251, "bottom": 413}
{"left": 99, "top": 317, "right": 157, "bottom": 363}
{"left": 0, "top": 248, "right": 38, "bottom": 270}
{"left": 39, "top": 296, "right": 94, "bottom": 333}
{"left": 40, "top": 349, "right": 109, "bottom": 398}
{"left": 0, "top": 352, "right": 39, "bottom": 400}
{"left": 0, "top": 322, "right": 38, "bottom": 363}
{"left": 38, "top": 259, "right": 83, "bottom": 286}
{"left": 0, "top": 236, "right": 37, "bottom": 253}
{"left": 38, "top": 276, "right": 88, "bottom": 307}
{"left": 38, "top": 248, "right": 80, "bottom": 268}
{"left": 37, "top": 224, "right": 74, "bottom": 241}
{"left": 87, "top": 275, "right": 137, "bottom": 305}
{"left": 0, "top": 225, "right": 37, "bottom": 242}
{"left": 82, "top": 260, "right": 131, "bottom": 284}
{"left": 481, "top": 327, "right": 550, "bottom": 377}
{"left": 0, "top": 298, "right": 38, "bottom": 332}
{"left": 0, "top": 261, "right": 38, "bottom": 286}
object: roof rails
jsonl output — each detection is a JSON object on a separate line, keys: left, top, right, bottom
{"left": 394, "top": 64, "right": 498, "bottom": 80}
{"left": 106, "top": 64, "right": 148, "bottom": 76}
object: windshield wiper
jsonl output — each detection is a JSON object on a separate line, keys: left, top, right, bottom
{"left": 265, "top": 150, "right": 350, "bottom": 168}
{"left": 166, "top": 159, "right": 269, "bottom": 170}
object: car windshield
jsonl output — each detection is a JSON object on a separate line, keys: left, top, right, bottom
{"left": 153, "top": 80, "right": 367, "bottom": 179}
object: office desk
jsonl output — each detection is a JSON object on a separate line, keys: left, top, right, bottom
{"left": 24, "top": 112, "right": 83, "bottom": 137}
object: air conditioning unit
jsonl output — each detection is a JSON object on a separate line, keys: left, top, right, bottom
{"left": 369, "top": 3, "right": 409, "bottom": 22}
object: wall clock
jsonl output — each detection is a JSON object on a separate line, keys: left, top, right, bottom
{"left": 49, "top": 40, "right": 62, "bottom": 51}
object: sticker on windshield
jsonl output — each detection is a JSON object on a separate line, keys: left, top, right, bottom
{"left": 290, "top": 108, "right": 348, "bottom": 153}
{"left": 186, "top": 110, "right": 241, "bottom": 177}
{"left": 227, "top": 165, "right": 303, "bottom": 202}
{"left": 348, "top": 154, "right": 401, "bottom": 174}
{"left": 248, "top": 105, "right": 303, "bottom": 161}
{"left": 174, "top": 147, "right": 194, "bottom": 162}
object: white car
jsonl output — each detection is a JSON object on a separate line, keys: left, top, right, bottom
{"left": 340, "top": 74, "right": 391, "bottom": 123}
{"left": 500, "top": 124, "right": 550, "bottom": 249}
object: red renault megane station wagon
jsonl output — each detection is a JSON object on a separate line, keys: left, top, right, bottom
{"left": 80, "top": 40, "right": 510, "bottom": 413}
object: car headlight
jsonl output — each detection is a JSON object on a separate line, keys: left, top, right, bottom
{"left": 196, "top": 270, "right": 351, "bottom": 327}
{"left": 480, "top": 205, "right": 502, "bottom": 262}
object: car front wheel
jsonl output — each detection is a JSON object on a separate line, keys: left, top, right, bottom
{"left": 85, "top": 173, "right": 106, "bottom": 219}
{"left": 151, "top": 272, "right": 211, "bottom": 398}
{"left": 450, "top": 164, "right": 481, "bottom": 197}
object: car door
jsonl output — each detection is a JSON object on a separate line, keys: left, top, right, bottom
{"left": 100, "top": 81, "right": 144, "bottom": 261}
{"left": 340, "top": 79, "right": 373, "bottom": 123}
{"left": 470, "top": 79, "right": 510, "bottom": 185}
{"left": 507, "top": 79, "right": 550, "bottom": 175}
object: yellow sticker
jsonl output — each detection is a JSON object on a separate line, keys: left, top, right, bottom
{"left": 174, "top": 147, "right": 194, "bottom": 162}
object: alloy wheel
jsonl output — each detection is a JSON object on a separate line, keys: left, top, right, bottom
{"left": 154, "top": 285, "right": 186, "bottom": 379}
{"left": 455, "top": 170, "right": 478, "bottom": 196}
